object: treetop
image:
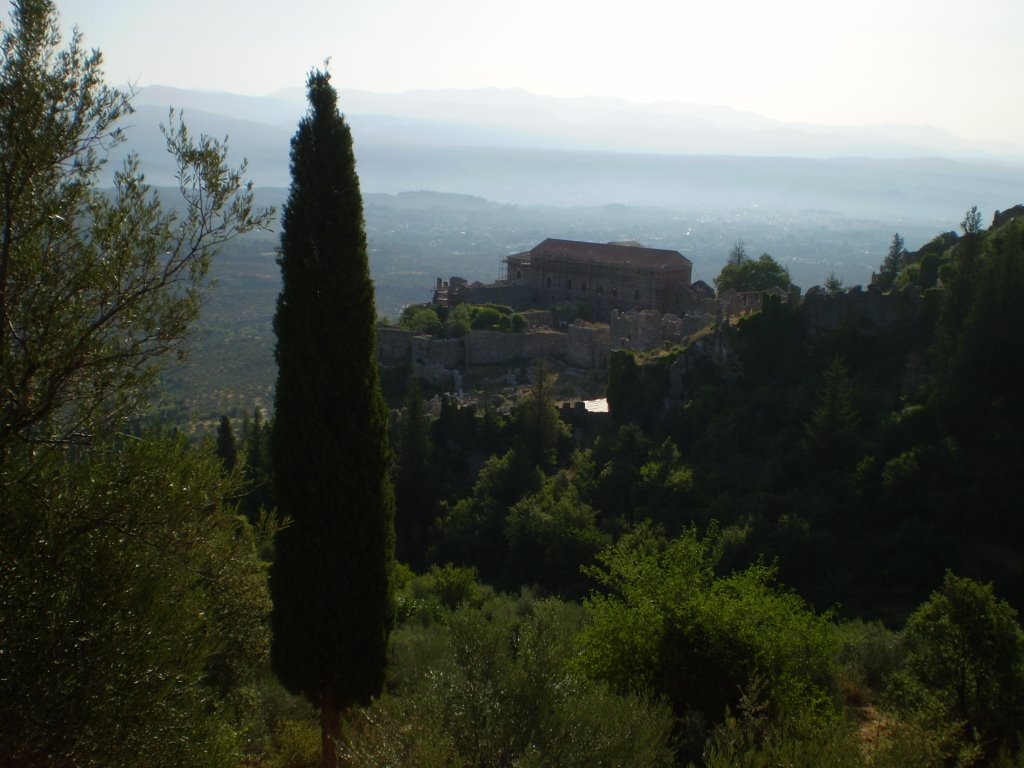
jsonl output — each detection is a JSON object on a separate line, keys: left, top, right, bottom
{"left": 305, "top": 68, "right": 338, "bottom": 118}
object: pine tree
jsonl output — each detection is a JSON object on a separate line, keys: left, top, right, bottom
{"left": 803, "top": 356, "right": 859, "bottom": 470}
{"left": 269, "top": 70, "right": 395, "bottom": 768}
{"left": 394, "top": 375, "right": 434, "bottom": 569}
{"left": 215, "top": 415, "right": 238, "bottom": 472}
{"left": 877, "top": 232, "right": 905, "bottom": 290}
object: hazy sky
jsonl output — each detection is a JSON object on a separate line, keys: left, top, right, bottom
{"left": 58, "top": 0, "right": 1024, "bottom": 145}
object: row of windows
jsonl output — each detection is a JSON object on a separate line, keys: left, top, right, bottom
{"left": 544, "top": 276, "right": 639, "bottom": 301}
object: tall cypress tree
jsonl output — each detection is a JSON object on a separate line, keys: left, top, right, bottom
{"left": 269, "top": 70, "right": 394, "bottom": 768}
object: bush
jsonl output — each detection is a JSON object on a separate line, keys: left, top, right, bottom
{"left": 446, "top": 303, "right": 472, "bottom": 337}
{"left": 341, "top": 595, "right": 676, "bottom": 767}
{"left": 889, "top": 572, "right": 1024, "bottom": 752}
{"left": 399, "top": 305, "right": 443, "bottom": 335}
{"left": 834, "top": 619, "right": 903, "bottom": 700}
{"left": 576, "top": 530, "right": 838, "bottom": 759}
{"left": 470, "top": 305, "right": 510, "bottom": 331}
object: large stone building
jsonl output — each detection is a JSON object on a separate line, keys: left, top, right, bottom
{"left": 504, "top": 238, "right": 694, "bottom": 316}
{"left": 435, "top": 238, "right": 696, "bottom": 316}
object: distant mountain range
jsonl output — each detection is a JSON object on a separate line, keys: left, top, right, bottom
{"left": 114, "top": 85, "right": 1024, "bottom": 222}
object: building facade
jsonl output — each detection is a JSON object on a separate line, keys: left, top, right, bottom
{"left": 504, "top": 238, "right": 694, "bottom": 316}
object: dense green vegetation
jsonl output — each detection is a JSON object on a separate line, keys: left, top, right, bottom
{"left": 368, "top": 206, "right": 1024, "bottom": 764}
{"left": 0, "top": 1, "right": 276, "bottom": 764}
{"left": 713, "top": 243, "right": 792, "bottom": 293}
{"left": 5, "top": 2, "right": 1024, "bottom": 766}
{"left": 399, "top": 301, "right": 529, "bottom": 336}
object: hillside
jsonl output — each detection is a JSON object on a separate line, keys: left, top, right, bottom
{"left": 159, "top": 190, "right": 952, "bottom": 421}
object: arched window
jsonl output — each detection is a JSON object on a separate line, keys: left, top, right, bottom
{"left": 546, "top": 277, "right": 551, "bottom": 288}
{"left": 516, "top": 270, "right": 522, "bottom": 280}
{"left": 634, "top": 289, "right": 640, "bottom": 301}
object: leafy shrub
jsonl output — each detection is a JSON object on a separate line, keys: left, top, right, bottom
{"left": 503, "top": 472, "right": 610, "bottom": 597}
{"left": 342, "top": 595, "right": 675, "bottom": 767}
{"left": 576, "top": 530, "right": 838, "bottom": 759}
{"left": 889, "top": 572, "right": 1024, "bottom": 752}
{"left": 470, "top": 305, "right": 510, "bottom": 331}
{"left": 446, "top": 303, "right": 472, "bottom": 337}
{"left": 834, "top": 619, "right": 903, "bottom": 699}
{"left": 399, "top": 304, "right": 443, "bottom": 335}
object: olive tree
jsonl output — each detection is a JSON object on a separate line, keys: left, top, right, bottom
{"left": 0, "top": 2, "right": 274, "bottom": 764}
{"left": 0, "top": 0, "right": 270, "bottom": 449}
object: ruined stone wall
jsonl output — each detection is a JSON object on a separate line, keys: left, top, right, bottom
{"left": 802, "top": 283, "right": 921, "bottom": 338}
{"left": 521, "top": 309, "right": 554, "bottom": 328}
{"left": 668, "top": 330, "right": 740, "bottom": 398}
{"left": 463, "top": 329, "right": 567, "bottom": 366}
{"left": 567, "top": 322, "right": 611, "bottom": 369}
{"left": 382, "top": 323, "right": 577, "bottom": 371}
{"left": 377, "top": 325, "right": 412, "bottom": 365}
{"left": 522, "top": 330, "right": 567, "bottom": 360}
{"left": 679, "top": 314, "right": 711, "bottom": 338}
{"left": 450, "top": 281, "right": 535, "bottom": 310}
{"left": 609, "top": 308, "right": 712, "bottom": 352}
{"left": 719, "top": 288, "right": 764, "bottom": 318}
{"left": 411, "top": 335, "right": 460, "bottom": 369}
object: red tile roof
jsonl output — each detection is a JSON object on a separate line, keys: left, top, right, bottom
{"left": 530, "top": 238, "right": 691, "bottom": 271}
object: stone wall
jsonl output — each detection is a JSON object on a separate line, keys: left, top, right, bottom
{"left": 521, "top": 309, "right": 554, "bottom": 328}
{"left": 382, "top": 323, "right": 614, "bottom": 374}
{"left": 609, "top": 308, "right": 712, "bottom": 352}
{"left": 412, "top": 335, "right": 460, "bottom": 369}
{"left": 463, "top": 329, "right": 566, "bottom": 365}
{"left": 567, "top": 322, "right": 611, "bottom": 369}
{"left": 668, "top": 330, "right": 740, "bottom": 398}
{"left": 802, "top": 283, "right": 921, "bottom": 338}
{"left": 444, "top": 280, "right": 536, "bottom": 311}
{"left": 377, "top": 325, "right": 412, "bottom": 365}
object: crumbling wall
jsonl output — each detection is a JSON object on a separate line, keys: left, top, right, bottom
{"left": 567, "top": 322, "right": 611, "bottom": 369}
{"left": 668, "top": 330, "right": 740, "bottom": 398}
{"left": 377, "top": 325, "right": 412, "bottom": 365}
{"left": 521, "top": 309, "right": 554, "bottom": 328}
{"left": 411, "top": 335, "right": 459, "bottom": 368}
{"left": 802, "top": 283, "right": 921, "bottom": 338}
{"left": 440, "top": 278, "right": 535, "bottom": 310}
{"left": 463, "top": 329, "right": 566, "bottom": 365}
{"left": 609, "top": 308, "right": 712, "bottom": 352}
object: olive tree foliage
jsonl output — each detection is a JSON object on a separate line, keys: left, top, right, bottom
{"left": 576, "top": 529, "right": 837, "bottom": 760}
{"left": 891, "top": 572, "right": 1024, "bottom": 750}
{"left": 714, "top": 251, "right": 791, "bottom": 294}
{"left": 0, "top": 0, "right": 271, "bottom": 449}
{"left": 0, "top": 437, "right": 272, "bottom": 767}
{"left": 0, "top": 2, "right": 273, "bottom": 764}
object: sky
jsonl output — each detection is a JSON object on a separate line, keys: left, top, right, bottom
{"left": 57, "top": 0, "right": 1024, "bottom": 146}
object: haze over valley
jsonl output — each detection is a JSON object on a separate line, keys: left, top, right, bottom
{"left": 120, "top": 84, "right": 1023, "bottom": 331}
{"left": 123, "top": 83, "right": 1022, "bottom": 416}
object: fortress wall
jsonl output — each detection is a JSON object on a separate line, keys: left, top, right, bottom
{"left": 377, "top": 326, "right": 412, "bottom": 365}
{"left": 567, "top": 322, "right": 611, "bottom": 369}
{"left": 464, "top": 329, "right": 566, "bottom": 366}
{"left": 452, "top": 282, "right": 535, "bottom": 310}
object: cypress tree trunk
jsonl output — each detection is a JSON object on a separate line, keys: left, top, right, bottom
{"left": 320, "top": 686, "right": 341, "bottom": 768}
{"left": 268, "top": 70, "right": 395, "bottom": 768}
